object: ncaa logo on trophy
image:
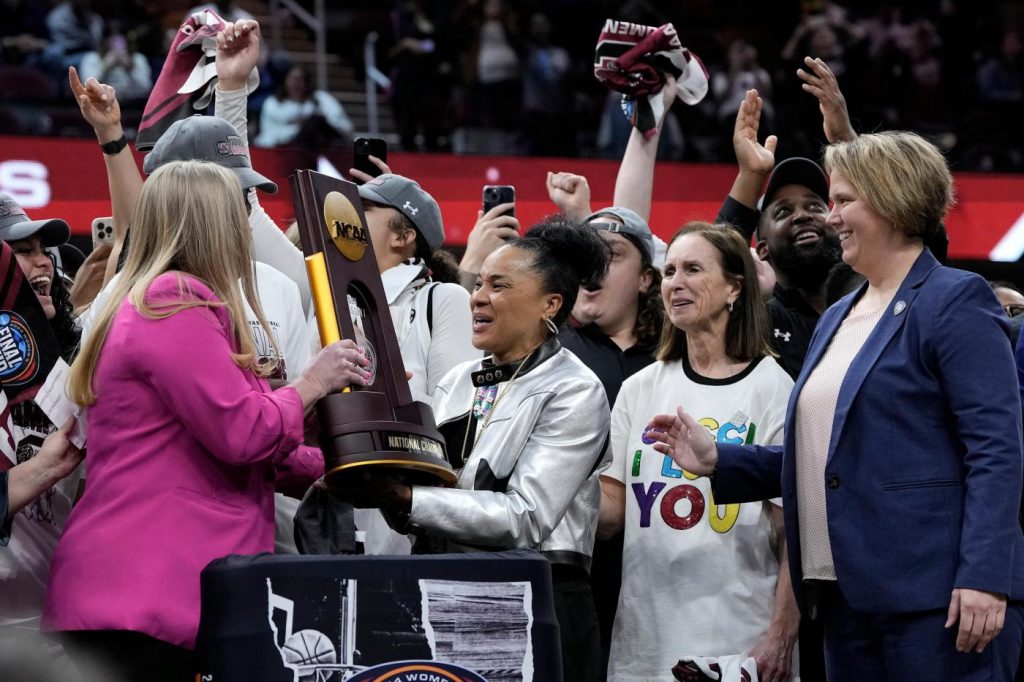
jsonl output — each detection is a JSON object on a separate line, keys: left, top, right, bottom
{"left": 291, "top": 171, "right": 455, "bottom": 488}
{"left": 324, "top": 191, "right": 369, "bottom": 262}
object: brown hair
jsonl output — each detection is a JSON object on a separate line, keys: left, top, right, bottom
{"left": 656, "top": 221, "right": 774, "bottom": 363}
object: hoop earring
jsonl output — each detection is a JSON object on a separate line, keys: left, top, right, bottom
{"left": 545, "top": 317, "right": 559, "bottom": 335}
{"left": 727, "top": 301, "right": 734, "bottom": 313}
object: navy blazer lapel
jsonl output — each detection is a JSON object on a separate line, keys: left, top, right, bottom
{"left": 825, "top": 249, "right": 940, "bottom": 462}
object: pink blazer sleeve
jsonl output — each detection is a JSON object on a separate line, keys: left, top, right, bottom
{"left": 275, "top": 444, "right": 325, "bottom": 492}
{"left": 125, "top": 277, "right": 306, "bottom": 466}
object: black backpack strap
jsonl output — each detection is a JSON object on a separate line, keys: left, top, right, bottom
{"left": 426, "top": 282, "right": 439, "bottom": 335}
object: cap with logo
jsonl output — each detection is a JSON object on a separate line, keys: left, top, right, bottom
{"left": 584, "top": 206, "right": 655, "bottom": 262}
{"left": 142, "top": 115, "right": 278, "bottom": 194}
{"left": 357, "top": 174, "right": 445, "bottom": 252}
{"left": 757, "top": 157, "right": 829, "bottom": 211}
{"left": 0, "top": 193, "right": 70, "bottom": 247}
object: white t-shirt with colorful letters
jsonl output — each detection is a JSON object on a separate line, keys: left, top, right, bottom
{"left": 605, "top": 355, "right": 793, "bottom": 681}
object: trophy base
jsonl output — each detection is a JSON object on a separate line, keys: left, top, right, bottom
{"left": 325, "top": 455, "right": 457, "bottom": 487}
{"left": 318, "top": 391, "right": 456, "bottom": 488}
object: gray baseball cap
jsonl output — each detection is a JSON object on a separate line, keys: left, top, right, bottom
{"left": 142, "top": 115, "right": 278, "bottom": 194}
{"left": 0, "top": 193, "right": 70, "bottom": 246}
{"left": 584, "top": 207, "right": 655, "bottom": 262}
{"left": 357, "top": 174, "right": 445, "bottom": 252}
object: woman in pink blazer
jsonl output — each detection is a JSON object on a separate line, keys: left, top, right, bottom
{"left": 42, "top": 160, "right": 369, "bottom": 681}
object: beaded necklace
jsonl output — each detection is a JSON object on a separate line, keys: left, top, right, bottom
{"left": 457, "top": 349, "right": 537, "bottom": 475}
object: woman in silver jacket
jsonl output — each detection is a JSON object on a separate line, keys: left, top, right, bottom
{"left": 342, "top": 217, "right": 611, "bottom": 682}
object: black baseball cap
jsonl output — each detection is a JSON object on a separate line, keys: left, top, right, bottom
{"left": 757, "top": 157, "right": 829, "bottom": 211}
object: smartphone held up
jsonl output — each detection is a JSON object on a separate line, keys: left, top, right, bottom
{"left": 351, "top": 137, "right": 388, "bottom": 184}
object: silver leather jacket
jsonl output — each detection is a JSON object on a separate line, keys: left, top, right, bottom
{"left": 408, "top": 339, "right": 610, "bottom": 572}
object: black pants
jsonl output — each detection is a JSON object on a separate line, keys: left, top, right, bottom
{"left": 59, "top": 630, "right": 195, "bottom": 682}
{"left": 553, "top": 574, "right": 603, "bottom": 682}
{"left": 799, "top": 615, "right": 827, "bottom": 681}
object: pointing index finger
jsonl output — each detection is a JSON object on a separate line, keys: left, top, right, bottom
{"left": 68, "top": 66, "right": 86, "bottom": 96}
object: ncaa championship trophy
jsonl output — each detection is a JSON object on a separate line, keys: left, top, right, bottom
{"left": 291, "top": 170, "right": 455, "bottom": 487}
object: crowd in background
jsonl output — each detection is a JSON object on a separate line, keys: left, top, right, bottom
{"left": 2, "top": 1, "right": 1024, "bottom": 170}
{"left": 4, "top": 5, "right": 1024, "bottom": 682}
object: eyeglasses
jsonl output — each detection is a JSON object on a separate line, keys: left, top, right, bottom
{"left": 1005, "top": 304, "right": 1024, "bottom": 318}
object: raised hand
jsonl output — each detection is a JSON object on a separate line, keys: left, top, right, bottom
{"left": 348, "top": 155, "right": 393, "bottom": 184}
{"left": 460, "top": 203, "right": 520, "bottom": 275}
{"left": 797, "top": 56, "right": 856, "bottom": 143}
{"left": 546, "top": 171, "right": 592, "bottom": 221}
{"left": 68, "top": 66, "right": 122, "bottom": 143}
{"left": 733, "top": 89, "right": 777, "bottom": 176}
{"left": 216, "top": 19, "right": 261, "bottom": 91}
{"left": 647, "top": 406, "right": 718, "bottom": 476}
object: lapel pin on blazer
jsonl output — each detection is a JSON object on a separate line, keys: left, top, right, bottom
{"left": 894, "top": 300, "right": 907, "bottom": 315}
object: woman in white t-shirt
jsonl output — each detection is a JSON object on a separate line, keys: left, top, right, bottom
{"left": 598, "top": 222, "right": 798, "bottom": 682}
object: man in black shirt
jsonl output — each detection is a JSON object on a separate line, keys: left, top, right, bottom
{"left": 717, "top": 155, "right": 839, "bottom": 379}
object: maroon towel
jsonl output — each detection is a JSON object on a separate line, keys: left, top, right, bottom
{"left": 0, "top": 240, "right": 61, "bottom": 469}
{"left": 136, "top": 10, "right": 227, "bottom": 151}
{"left": 594, "top": 20, "right": 709, "bottom": 138}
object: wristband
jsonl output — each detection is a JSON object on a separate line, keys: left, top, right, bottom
{"left": 100, "top": 134, "right": 128, "bottom": 155}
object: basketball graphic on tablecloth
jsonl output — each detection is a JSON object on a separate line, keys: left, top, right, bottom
{"left": 282, "top": 629, "right": 337, "bottom": 667}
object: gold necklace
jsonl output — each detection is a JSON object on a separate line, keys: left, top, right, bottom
{"left": 457, "top": 348, "right": 537, "bottom": 481}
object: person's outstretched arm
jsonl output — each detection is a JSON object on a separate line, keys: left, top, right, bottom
{"left": 214, "top": 19, "right": 261, "bottom": 148}
{"left": 716, "top": 89, "right": 776, "bottom": 240}
{"left": 214, "top": 20, "right": 313, "bottom": 314}
{"left": 797, "top": 55, "right": 857, "bottom": 144}
{"left": 4, "top": 420, "right": 83, "bottom": 544}
{"left": 69, "top": 66, "right": 142, "bottom": 288}
{"left": 611, "top": 77, "right": 677, "bottom": 222}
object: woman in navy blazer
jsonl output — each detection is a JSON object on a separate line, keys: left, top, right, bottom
{"left": 649, "top": 131, "right": 1024, "bottom": 681}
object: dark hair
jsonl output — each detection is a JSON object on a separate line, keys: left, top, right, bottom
{"left": 618, "top": 232, "right": 664, "bottom": 348}
{"left": 387, "top": 211, "right": 460, "bottom": 284}
{"left": 516, "top": 215, "right": 608, "bottom": 327}
{"left": 825, "top": 262, "right": 867, "bottom": 306}
{"left": 425, "top": 247, "right": 461, "bottom": 284}
{"left": 636, "top": 265, "right": 664, "bottom": 348}
{"left": 275, "top": 65, "right": 312, "bottom": 101}
{"left": 657, "top": 221, "right": 773, "bottom": 363}
{"left": 990, "top": 280, "right": 1024, "bottom": 296}
{"left": 49, "top": 257, "right": 80, "bottom": 362}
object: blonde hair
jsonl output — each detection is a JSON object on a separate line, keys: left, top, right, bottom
{"left": 657, "top": 222, "right": 774, "bottom": 363}
{"left": 69, "top": 160, "right": 278, "bottom": 405}
{"left": 824, "top": 131, "right": 954, "bottom": 240}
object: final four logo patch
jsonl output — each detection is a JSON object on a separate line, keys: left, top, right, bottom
{"left": 0, "top": 311, "right": 39, "bottom": 386}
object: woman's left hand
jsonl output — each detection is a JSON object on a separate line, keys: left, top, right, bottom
{"left": 748, "top": 619, "right": 796, "bottom": 682}
{"left": 945, "top": 587, "right": 1007, "bottom": 652}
